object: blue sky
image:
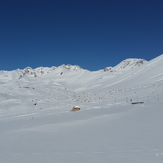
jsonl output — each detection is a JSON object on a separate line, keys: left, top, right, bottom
{"left": 1, "top": 0, "right": 163, "bottom": 71}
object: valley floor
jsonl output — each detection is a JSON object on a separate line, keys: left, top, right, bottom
{"left": 0, "top": 101, "right": 163, "bottom": 163}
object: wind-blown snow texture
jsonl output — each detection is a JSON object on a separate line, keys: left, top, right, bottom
{"left": 0, "top": 55, "right": 163, "bottom": 163}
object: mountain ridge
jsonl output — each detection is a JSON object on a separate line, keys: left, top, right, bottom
{"left": 0, "top": 58, "right": 147, "bottom": 80}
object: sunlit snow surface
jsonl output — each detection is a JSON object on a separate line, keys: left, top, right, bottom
{"left": 0, "top": 55, "right": 163, "bottom": 163}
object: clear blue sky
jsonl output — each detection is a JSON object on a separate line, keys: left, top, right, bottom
{"left": 1, "top": 0, "right": 163, "bottom": 71}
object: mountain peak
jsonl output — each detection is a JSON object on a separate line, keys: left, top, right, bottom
{"left": 114, "top": 58, "right": 147, "bottom": 70}
{"left": 101, "top": 58, "right": 147, "bottom": 72}
{"left": 57, "top": 64, "right": 87, "bottom": 73}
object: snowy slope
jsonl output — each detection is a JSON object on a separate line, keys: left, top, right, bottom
{"left": 0, "top": 54, "right": 163, "bottom": 163}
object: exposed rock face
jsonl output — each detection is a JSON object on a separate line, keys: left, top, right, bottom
{"left": 71, "top": 106, "right": 81, "bottom": 111}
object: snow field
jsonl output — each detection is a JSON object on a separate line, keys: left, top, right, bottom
{"left": 0, "top": 102, "right": 163, "bottom": 163}
{"left": 1, "top": 55, "right": 163, "bottom": 162}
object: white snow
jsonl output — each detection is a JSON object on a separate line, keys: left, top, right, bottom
{"left": 0, "top": 55, "right": 163, "bottom": 162}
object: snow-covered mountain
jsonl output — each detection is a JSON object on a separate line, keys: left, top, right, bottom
{"left": 0, "top": 64, "right": 86, "bottom": 80}
{"left": 0, "top": 58, "right": 146, "bottom": 82}
{"left": 102, "top": 58, "right": 147, "bottom": 72}
{"left": 0, "top": 54, "right": 163, "bottom": 163}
